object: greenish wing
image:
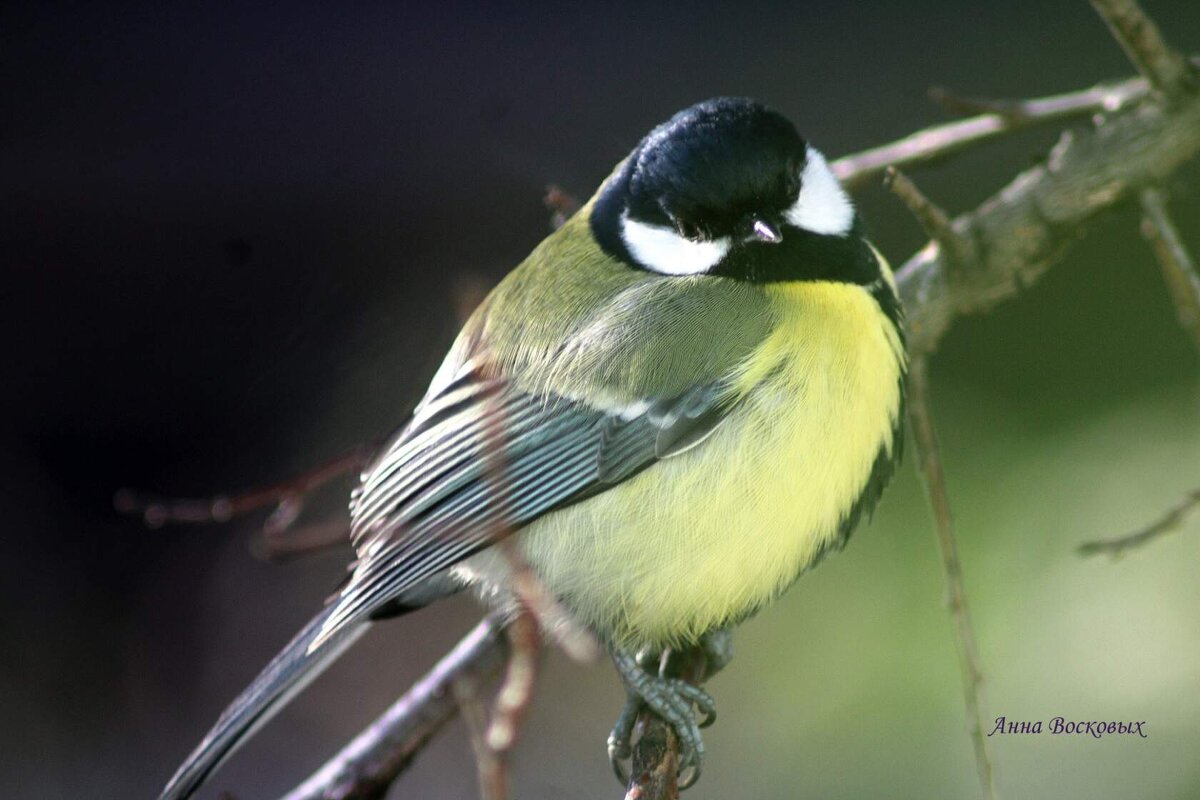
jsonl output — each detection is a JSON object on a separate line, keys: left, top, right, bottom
{"left": 321, "top": 364, "right": 736, "bottom": 638}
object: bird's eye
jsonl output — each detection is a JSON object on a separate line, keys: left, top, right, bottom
{"left": 663, "top": 211, "right": 702, "bottom": 241}
{"left": 674, "top": 220, "right": 702, "bottom": 241}
{"left": 656, "top": 199, "right": 708, "bottom": 241}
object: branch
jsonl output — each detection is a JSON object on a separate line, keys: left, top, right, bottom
{"left": 280, "top": 617, "right": 509, "bottom": 800}
{"left": 115, "top": 443, "right": 374, "bottom": 528}
{"left": 1078, "top": 487, "right": 1200, "bottom": 557}
{"left": 623, "top": 648, "right": 709, "bottom": 800}
{"left": 891, "top": 81, "right": 1200, "bottom": 356}
{"left": 831, "top": 65, "right": 1185, "bottom": 190}
{"left": 1090, "top": 0, "right": 1198, "bottom": 102}
{"left": 884, "top": 167, "right": 977, "bottom": 268}
{"left": 477, "top": 609, "right": 540, "bottom": 800}
{"left": 907, "top": 359, "right": 996, "bottom": 800}
{"left": 1137, "top": 187, "right": 1200, "bottom": 353}
{"left": 250, "top": 518, "right": 353, "bottom": 564}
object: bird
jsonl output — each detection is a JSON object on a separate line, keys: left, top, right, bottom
{"left": 159, "top": 96, "right": 907, "bottom": 798}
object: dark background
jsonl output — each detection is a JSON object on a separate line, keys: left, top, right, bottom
{"left": 3, "top": 2, "right": 1199, "bottom": 798}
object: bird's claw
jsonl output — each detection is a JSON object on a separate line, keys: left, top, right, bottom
{"left": 608, "top": 651, "right": 717, "bottom": 789}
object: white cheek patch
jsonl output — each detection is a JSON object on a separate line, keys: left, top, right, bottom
{"left": 620, "top": 213, "right": 731, "bottom": 275}
{"left": 784, "top": 148, "right": 854, "bottom": 236}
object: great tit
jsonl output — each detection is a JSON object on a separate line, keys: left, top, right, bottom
{"left": 160, "top": 96, "right": 906, "bottom": 798}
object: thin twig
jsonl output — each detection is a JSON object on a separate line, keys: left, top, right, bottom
{"left": 486, "top": 609, "right": 540, "bottom": 757}
{"left": 250, "top": 519, "right": 353, "bottom": 563}
{"left": 907, "top": 358, "right": 995, "bottom": 800}
{"left": 499, "top": 538, "right": 601, "bottom": 663}
{"left": 1078, "top": 487, "right": 1200, "bottom": 558}
{"left": 928, "top": 87, "right": 1037, "bottom": 123}
{"left": 280, "top": 617, "right": 509, "bottom": 800}
{"left": 830, "top": 67, "right": 1182, "bottom": 190}
{"left": 884, "top": 167, "right": 977, "bottom": 268}
{"left": 1090, "top": 0, "right": 1197, "bottom": 102}
{"left": 1137, "top": 187, "right": 1200, "bottom": 354}
{"left": 446, "top": 368, "right": 537, "bottom": 800}
{"left": 114, "top": 444, "right": 375, "bottom": 528}
{"left": 452, "top": 670, "right": 504, "bottom": 800}
{"left": 895, "top": 86, "right": 1200, "bottom": 355}
{"left": 452, "top": 273, "right": 495, "bottom": 326}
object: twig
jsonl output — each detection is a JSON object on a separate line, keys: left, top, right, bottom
{"left": 1078, "top": 487, "right": 1200, "bottom": 557}
{"left": 884, "top": 167, "right": 977, "bottom": 268}
{"left": 453, "top": 336, "right": 594, "bottom": 800}
{"left": 114, "top": 444, "right": 375, "bottom": 528}
{"left": 889, "top": 170, "right": 995, "bottom": 800}
{"left": 927, "top": 87, "right": 1036, "bottom": 123}
{"left": 1090, "top": 0, "right": 1197, "bottom": 102}
{"left": 907, "top": 359, "right": 995, "bottom": 800}
{"left": 894, "top": 83, "right": 1200, "bottom": 355}
{"left": 888, "top": 174, "right": 995, "bottom": 800}
{"left": 280, "top": 617, "right": 509, "bottom": 800}
{"left": 485, "top": 608, "right": 540, "bottom": 759}
{"left": 452, "top": 668, "right": 504, "bottom": 800}
{"left": 1137, "top": 187, "right": 1200, "bottom": 353}
{"left": 829, "top": 65, "right": 1191, "bottom": 190}
{"left": 499, "top": 539, "right": 601, "bottom": 664}
{"left": 250, "top": 519, "right": 353, "bottom": 563}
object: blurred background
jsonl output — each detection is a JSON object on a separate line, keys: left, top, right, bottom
{"left": 3, "top": 1, "right": 1199, "bottom": 798}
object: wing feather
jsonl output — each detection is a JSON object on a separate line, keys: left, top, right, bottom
{"left": 312, "top": 370, "right": 735, "bottom": 647}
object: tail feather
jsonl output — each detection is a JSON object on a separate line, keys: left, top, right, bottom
{"left": 159, "top": 606, "right": 367, "bottom": 800}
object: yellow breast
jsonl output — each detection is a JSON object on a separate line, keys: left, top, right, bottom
{"left": 517, "top": 279, "right": 905, "bottom": 649}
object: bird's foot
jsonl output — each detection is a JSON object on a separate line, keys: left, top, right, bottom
{"left": 607, "top": 631, "right": 733, "bottom": 789}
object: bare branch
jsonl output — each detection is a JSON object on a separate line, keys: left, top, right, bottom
{"left": 831, "top": 68, "right": 1180, "bottom": 190}
{"left": 884, "top": 167, "right": 978, "bottom": 269}
{"left": 1090, "top": 0, "right": 1197, "bottom": 102}
{"left": 453, "top": 661, "right": 505, "bottom": 800}
{"left": 485, "top": 609, "right": 540, "bottom": 757}
{"left": 895, "top": 89, "right": 1200, "bottom": 356}
{"left": 927, "top": 86, "right": 1039, "bottom": 123}
{"left": 250, "top": 519, "right": 353, "bottom": 563}
{"left": 115, "top": 444, "right": 374, "bottom": 528}
{"left": 1137, "top": 187, "right": 1200, "bottom": 353}
{"left": 907, "top": 358, "right": 996, "bottom": 800}
{"left": 499, "top": 539, "right": 601, "bottom": 664}
{"left": 453, "top": 273, "right": 495, "bottom": 326}
{"left": 280, "top": 617, "right": 508, "bottom": 800}
{"left": 1078, "top": 487, "right": 1200, "bottom": 558}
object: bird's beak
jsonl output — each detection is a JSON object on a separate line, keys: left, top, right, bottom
{"left": 748, "top": 217, "right": 783, "bottom": 244}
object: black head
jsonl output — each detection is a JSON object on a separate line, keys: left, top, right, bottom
{"left": 592, "top": 97, "right": 872, "bottom": 283}
{"left": 627, "top": 98, "right": 807, "bottom": 243}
